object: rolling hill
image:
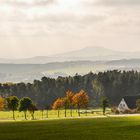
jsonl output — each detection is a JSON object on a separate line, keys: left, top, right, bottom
{"left": 0, "top": 59, "right": 140, "bottom": 82}
{"left": 0, "top": 47, "right": 140, "bottom": 64}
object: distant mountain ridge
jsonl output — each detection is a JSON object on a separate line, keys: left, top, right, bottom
{"left": 0, "top": 47, "right": 140, "bottom": 64}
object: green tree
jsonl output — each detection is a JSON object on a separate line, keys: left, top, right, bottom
{"left": 18, "top": 97, "right": 33, "bottom": 120}
{"left": 45, "top": 105, "right": 49, "bottom": 118}
{"left": 2, "top": 70, "right": 140, "bottom": 108}
{"left": 6, "top": 96, "right": 19, "bottom": 120}
{"left": 28, "top": 103, "right": 37, "bottom": 120}
{"left": 102, "top": 97, "right": 109, "bottom": 115}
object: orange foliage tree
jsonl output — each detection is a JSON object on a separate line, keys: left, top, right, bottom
{"left": 0, "top": 96, "right": 5, "bottom": 111}
{"left": 65, "top": 91, "right": 74, "bottom": 117}
{"left": 52, "top": 98, "right": 63, "bottom": 117}
{"left": 61, "top": 97, "right": 68, "bottom": 117}
{"left": 61, "top": 91, "right": 75, "bottom": 117}
{"left": 52, "top": 90, "right": 89, "bottom": 118}
{"left": 72, "top": 90, "right": 89, "bottom": 117}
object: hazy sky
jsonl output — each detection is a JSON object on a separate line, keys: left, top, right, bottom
{"left": 0, "top": 0, "right": 140, "bottom": 58}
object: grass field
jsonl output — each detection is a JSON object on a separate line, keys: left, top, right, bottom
{"left": 0, "top": 109, "right": 110, "bottom": 120}
{"left": 0, "top": 116, "right": 140, "bottom": 140}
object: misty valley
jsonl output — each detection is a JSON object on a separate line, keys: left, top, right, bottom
{"left": 0, "top": 59, "right": 140, "bottom": 83}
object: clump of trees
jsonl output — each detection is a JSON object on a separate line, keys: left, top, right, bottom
{"left": 52, "top": 90, "right": 89, "bottom": 117}
{"left": 2, "top": 96, "right": 37, "bottom": 120}
{"left": 18, "top": 97, "right": 36, "bottom": 120}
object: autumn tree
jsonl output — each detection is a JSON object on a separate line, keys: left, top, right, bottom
{"left": 72, "top": 90, "right": 89, "bottom": 117}
{"left": 55, "top": 91, "right": 74, "bottom": 118}
{"left": 6, "top": 96, "right": 19, "bottom": 120}
{"left": 65, "top": 91, "right": 74, "bottom": 117}
{"left": 0, "top": 96, "right": 5, "bottom": 111}
{"left": 18, "top": 97, "right": 33, "bottom": 120}
{"left": 61, "top": 97, "right": 68, "bottom": 117}
{"left": 52, "top": 98, "right": 63, "bottom": 117}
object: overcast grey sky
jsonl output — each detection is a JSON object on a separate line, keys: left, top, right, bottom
{"left": 0, "top": 0, "right": 140, "bottom": 58}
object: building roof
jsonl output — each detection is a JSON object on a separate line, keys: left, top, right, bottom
{"left": 123, "top": 95, "right": 140, "bottom": 109}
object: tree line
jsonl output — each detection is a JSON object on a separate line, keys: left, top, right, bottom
{"left": 0, "top": 90, "right": 90, "bottom": 120}
{"left": 52, "top": 90, "right": 89, "bottom": 117}
{"left": 0, "top": 70, "right": 140, "bottom": 108}
{"left": 0, "top": 96, "right": 37, "bottom": 120}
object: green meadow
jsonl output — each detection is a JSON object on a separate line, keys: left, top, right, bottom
{"left": 0, "top": 116, "right": 140, "bottom": 140}
{"left": 0, "top": 109, "right": 107, "bottom": 120}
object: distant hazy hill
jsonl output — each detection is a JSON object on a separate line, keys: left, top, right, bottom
{"left": 1, "top": 59, "right": 140, "bottom": 82}
{"left": 55, "top": 46, "right": 122, "bottom": 58}
{"left": 0, "top": 47, "right": 140, "bottom": 64}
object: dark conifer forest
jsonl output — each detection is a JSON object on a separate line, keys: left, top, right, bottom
{"left": 0, "top": 70, "right": 140, "bottom": 108}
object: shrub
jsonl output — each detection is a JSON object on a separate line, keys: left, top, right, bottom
{"left": 123, "top": 109, "right": 137, "bottom": 114}
{"left": 111, "top": 107, "right": 119, "bottom": 114}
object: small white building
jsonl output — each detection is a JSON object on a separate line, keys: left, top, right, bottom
{"left": 118, "top": 95, "right": 140, "bottom": 113}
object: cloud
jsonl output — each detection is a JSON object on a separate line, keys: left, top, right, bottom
{"left": 1, "top": 0, "right": 56, "bottom": 7}
{"left": 0, "top": 0, "right": 140, "bottom": 38}
{"left": 0, "top": 0, "right": 109, "bottom": 36}
{"left": 0, "top": 0, "right": 140, "bottom": 58}
{"left": 96, "top": 0, "right": 140, "bottom": 6}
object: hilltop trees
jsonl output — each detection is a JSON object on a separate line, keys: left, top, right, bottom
{"left": 6, "top": 96, "right": 19, "bottom": 120}
{"left": 93, "top": 70, "right": 140, "bottom": 105}
{"left": 0, "top": 96, "right": 5, "bottom": 111}
{"left": 0, "top": 73, "right": 93, "bottom": 108}
{"left": 19, "top": 97, "right": 33, "bottom": 120}
{"left": 1, "top": 70, "right": 140, "bottom": 107}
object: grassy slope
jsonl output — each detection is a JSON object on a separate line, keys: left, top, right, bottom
{"left": 0, "top": 117, "right": 140, "bottom": 140}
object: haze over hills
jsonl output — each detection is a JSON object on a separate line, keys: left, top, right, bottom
{"left": 0, "top": 59, "right": 140, "bottom": 83}
{"left": 0, "top": 47, "right": 140, "bottom": 64}
{"left": 0, "top": 47, "right": 140, "bottom": 82}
